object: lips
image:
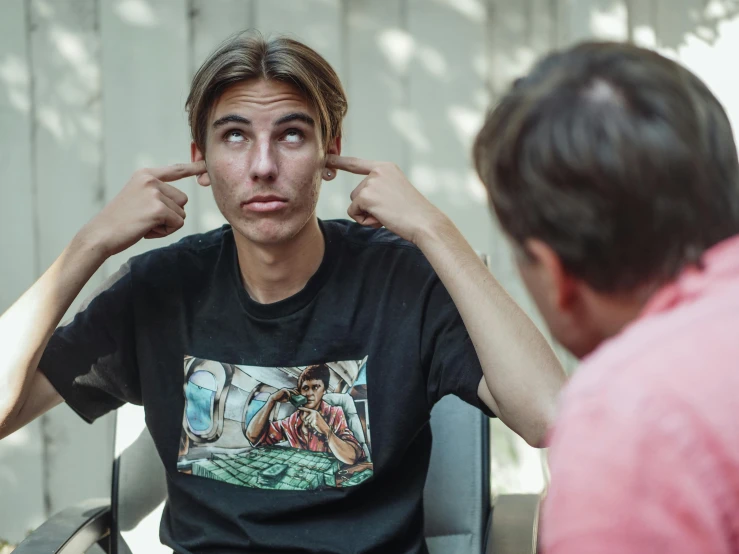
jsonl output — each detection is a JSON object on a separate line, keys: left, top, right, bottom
{"left": 242, "top": 195, "right": 288, "bottom": 213}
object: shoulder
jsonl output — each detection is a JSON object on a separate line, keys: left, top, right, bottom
{"left": 561, "top": 302, "right": 739, "bottom": 441}
{"left": 126, "top": 225, "right": 232, "bottom": 284}
{"left": 323, "top": 219, "right": 436, "bottom": 280}
{"left": 323, "top": 219, "right": 418, "bottom": 252}
{"left": 545, "top": 371, "right": 731, "bottom": 553}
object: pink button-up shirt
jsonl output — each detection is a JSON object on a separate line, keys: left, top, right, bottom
{"left": 542, "top": 234, "right": 739, "bottom": 554}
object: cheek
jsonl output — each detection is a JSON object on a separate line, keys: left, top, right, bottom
{"left": 279, "top": 151, "right": 322, "bottom": 187}
{"left": 211, "top": 156, "right": 248, "bottom": 184}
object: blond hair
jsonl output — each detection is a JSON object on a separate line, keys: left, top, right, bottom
{"left": 186, "top": 31, "right": 347, "bottom": 152}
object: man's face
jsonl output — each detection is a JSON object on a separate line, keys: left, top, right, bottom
{"left": 300, "top": 379, "right": 326, "bottom": 410}
{"left": 193, "top": 79, "right": 338, "bottom": 245}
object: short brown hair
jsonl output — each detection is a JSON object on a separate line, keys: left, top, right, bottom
{"left": 298, "top": 364, "right": 331, "bottom": 391}
{"left": 474, "top": 42, "right": 739, "bottom": 293}
{"left": 186, "top": 31, "right": 347, "bottom": 153}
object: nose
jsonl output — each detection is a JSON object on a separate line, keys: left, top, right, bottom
{"left": 250, "top": 137, "right": 278, "bottom": 183}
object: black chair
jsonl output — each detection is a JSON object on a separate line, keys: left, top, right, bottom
{"left": 15, "top": 396, "right": 540, "bottom": 553}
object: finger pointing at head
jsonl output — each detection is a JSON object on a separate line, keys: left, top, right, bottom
{"left": 326, "top": 155, "right": 379, "bottom": 176}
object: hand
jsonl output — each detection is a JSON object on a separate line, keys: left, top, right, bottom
{"left": 326, "top": 155, "right": 447, "bottom": 245}
{"left": 298, "top": 407, "right": 331, "bottom": 437}
{"left": 79, "top": 161, "right": 206, "bottom": 258}
{"left": 271, "top": 388, "right": 298, "bottom": 403}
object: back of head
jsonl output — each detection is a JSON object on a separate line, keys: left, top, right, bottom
{"left": 187, "top": 31, "right": 347, "bottom": 154}
{"left": 474, "top": 42, "right": 739, "bottom": 293}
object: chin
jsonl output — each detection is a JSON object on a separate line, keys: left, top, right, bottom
{"left": 231, "top": 215, "right": 307, "bottom": 245}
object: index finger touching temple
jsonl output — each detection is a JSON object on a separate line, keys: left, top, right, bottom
{"left": 326, "top": 155, "right": 378, "bottom": 176}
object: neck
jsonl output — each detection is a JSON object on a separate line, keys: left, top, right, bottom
{"left": 234, "top": 218, "right": 325, "bottom": 304}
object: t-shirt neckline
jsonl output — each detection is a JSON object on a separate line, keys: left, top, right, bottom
{"left": 228, "top": 219, "right": 339, "bottom": 320}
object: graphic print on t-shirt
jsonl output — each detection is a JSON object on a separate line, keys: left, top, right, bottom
{"left": 177, "top": 355, "right": 372, "bottom": 491}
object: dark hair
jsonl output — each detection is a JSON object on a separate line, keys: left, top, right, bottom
{"left": 298, "top": 364, "right": 331, "bottom": 391}
{"left": 186, "top": 31, "right": 347, "bottom": 153}
{"left": 474, "top": 41, "right": 739, "bottom": 292}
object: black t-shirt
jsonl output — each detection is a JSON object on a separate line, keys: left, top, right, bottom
{"left": 39, "top": 219, "right": 491, "bottom": 554}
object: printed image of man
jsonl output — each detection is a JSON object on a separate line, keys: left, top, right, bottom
{"left": 245, "top": 364, "right": 363, "bottom": 465}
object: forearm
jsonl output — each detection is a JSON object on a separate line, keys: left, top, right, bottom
{"left": 327, "top": 432, "right": 360, "bottom": 465}
{"left": 245, "top": 400, "right": 275, "bottom": 444}
{"left": 0, "top": 231, "right": 106, "bottom": 431}
{"left": 417, "top": 216, "right": 566, "bottom": 446}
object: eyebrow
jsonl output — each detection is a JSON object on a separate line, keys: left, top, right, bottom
{"left": 211, "top": 112, "right": 315, "bottom": 130}
{"left": 212, "top": 114, "right": 251, "bottom": 129}
{"left": 274, "top": 112, "right": 315, "bottom": 127}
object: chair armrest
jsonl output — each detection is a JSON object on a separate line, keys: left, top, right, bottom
{"left": 486, "top": 493, "right": 541, "bottom": 554}
{"left": 14, "top": 498, "right": 111, "bottom": 554}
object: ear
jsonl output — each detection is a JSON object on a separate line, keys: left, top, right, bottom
{"left": 322, "top": 136, "right": 342, "bottom": 182}
{"left": 524, "top": 238, "right": 578, "bottom": 312}
{"left": 191, "top": 142, "right": 211, "bottom": 187}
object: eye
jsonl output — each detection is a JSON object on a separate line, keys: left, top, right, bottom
{"left": 225, "top": 130, "right": 245, "bottom": 143}
{"left": 282, "top": 129, "right": 304, "bottom": 143}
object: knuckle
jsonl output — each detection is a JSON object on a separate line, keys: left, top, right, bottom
{"left": 153, "top": 204, "right": 169, "bottom": 219}
{"left": 143, "top": 175, "right": 159, "bottom": 188}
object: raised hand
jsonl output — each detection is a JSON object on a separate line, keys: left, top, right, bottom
{"left": 80, "top": 161, "right": 206, "bottom": 258}
{"left": 326, "top": 155, "right": 446, "bottom": 245}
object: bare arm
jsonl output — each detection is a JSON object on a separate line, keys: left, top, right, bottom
{"left": 416, "top": 218, "right": 565, "bottom": 447}
{"left": 325, "top": 430, "right": 361, "bottom": 465}
{"left": 328, "top": 156, "right": 567, "bottom": 447}
{"left": 0, "top": 162, "right": 205, "bottom": 440}
{"left": 0, "top": 234, "right": 107, "bottom": 440}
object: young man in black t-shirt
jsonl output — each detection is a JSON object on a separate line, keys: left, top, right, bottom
{"left": 0, "top": 32, "right": 566, "bottom": 553}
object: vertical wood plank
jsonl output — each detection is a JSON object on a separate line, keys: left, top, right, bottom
{"left": 101, "top": 0, "right": 195, "bottom": 273}
{"left": 485, "top": 0, "right": 568, "bottom": 498}
{"left": 343, "top": 0, "right": 406, "bottom": 172}
{"left": 0, "top": 0, "right": 36, "bottom": 312}
{"left": 190, "top": 0, "right": 254, "bottom": 233}
{"left": 654, "top": 0, "right": 702, "bottom": 51}
{"left": 254, "top": 0, "right": 350, "bottom": 221}
{"left": 558, "top": 0, "right": 629, "bottom": 46}
{"left": 28, "top": 0, "right": 115, "bottom": 517}
{"left": 486, "top": 0, "right": 543, "bottom": 312}
{"left": 487, "top": 1, "right": 532, "bottom": 97}
{"left": 407, "top": 0, "right": 493, "bottom": 253}
{"left": 530, "top": 0, "right": 559, "bottom": 56}
{"left": 653, "top": 0, "right": 739, "bottom": 143}
{"left": 0, "top": 0, "right": 45, "bottom": 542}
{"left": 629, "top": 0, "right": 659, "bottom": 48}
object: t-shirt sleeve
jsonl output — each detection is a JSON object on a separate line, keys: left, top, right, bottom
{"left": 38, "top": 261, "right": 141, "bottom": 423}
{"left": 421, "top": 277, "right": 495, "bottom": 417}
{"left": 542, "top": 396, "right": 730, "bottom": 554}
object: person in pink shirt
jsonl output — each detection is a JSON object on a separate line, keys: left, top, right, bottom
{"left": 471, "top": 42, "right": 739, "bottom": 552}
